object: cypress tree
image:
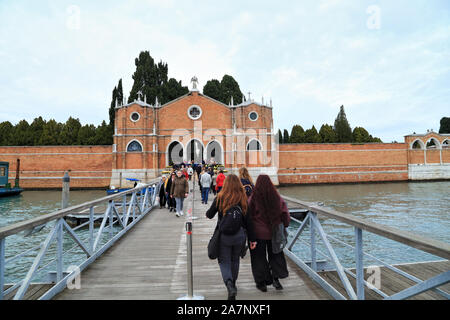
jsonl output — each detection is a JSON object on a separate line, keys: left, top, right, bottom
{"left": 283, "top": 129, "right": 290, "bottom": 144}
{"left": 290, "top": 125, "right": 305, "bottom": 143}
{"left": 203, "top": 79, "right": 222, "bottom": 101}
{"left": 219, "top": 75, "right": 244, "bottom": 105}
{"left": 277, "top": 129, "right": 283, "bottom": 144}
{"left": 334, "top": 105, "right": 352, "bottom": 142}
{"left": 439, "top": 117, "right": 450, "bottom": 134}
{"left": 128, "top": 51, "right": 187, "bottom": 105}
{"left": 0, "top": 121, "right": 14, "bottom": 146}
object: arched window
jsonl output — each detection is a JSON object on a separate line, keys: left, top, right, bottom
{"left": 127, "top": 140, "right": 143, "bottom": 152}
{"left": 247, "top": 139, "right": 262, "bottom": 151}
{"left": 426, "top": 138, "right": 440, "bottom": 149}
{"left": 411, "top": 140, "right": 424, "bottom": 150}
{"left": 442, "top": 140, "right": 449, "bottom": 149}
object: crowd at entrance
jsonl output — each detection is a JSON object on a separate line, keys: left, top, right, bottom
{"left": 156, "top": 164, "right": 291, "bottom": 300}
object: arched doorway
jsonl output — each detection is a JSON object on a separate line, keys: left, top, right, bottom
{"left": 186, "top": 139, "right": 204, "bottom": 164}
{"left": 167, "top": 141, "right": 183, "bottom": 166}
{"left": 205, "top": 140, "right": 223, "bottom": 164}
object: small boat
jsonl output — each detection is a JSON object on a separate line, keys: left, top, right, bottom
{"left": 106, "top": 178, "right": 146, "bottom": 195}
{"left": 0, "top": 160, "right": 24, "bottom": 197}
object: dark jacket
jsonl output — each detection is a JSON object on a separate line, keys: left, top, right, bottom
{"left": 170, "top": 176, "right": 189, "bottom": 198}
{"left": 247, "top": 195, "right": 290, "bottom": 240}
{"left": 159, "top": 179, "right": 166, "bottom": 198}
{"left": 206, "top": 197, "right": 256, "bottom": 242}
{"left": 240, "top": 178, "right": 254, "bottom": 197}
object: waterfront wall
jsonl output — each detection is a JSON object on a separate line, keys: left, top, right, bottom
{"left": 1, "top": 139, "right": 449, "bottom": 189}
{"left": 277, "top": 143, "right": 409, "bottom": 185}
{"left": 0, "top": 146, "right": 112, "bottom": 189}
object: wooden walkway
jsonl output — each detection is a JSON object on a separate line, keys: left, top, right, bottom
{"left": 53, "top": 183, "right": 331, "bottom": 300}
{"left": 319, "top": 260, "right": 450, "bottom": 300}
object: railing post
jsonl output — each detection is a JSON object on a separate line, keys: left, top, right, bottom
{"left": 109, "top": 200, "right": 113, "bottom": 238}
{"left": 311, "top": 212, "right": 317, "bottom": 271}
{"left": 186, "top": 221, "right": 193, "bottom": 298}
{"left": 56, "top": 219, "right": 63, "bottom": 283}
{"left": 122, "top": 194, "right": 127, "bottom": 224}
{"left": 89, "top": 206, "right": 94, "bottom": 254}
{"left": 0, "top": 237, "right": 5, "bottom": 301}
{"left": 355, "top": 227, "right": 364, "bottom": 300}
{"left": 177, "top": 221, "right": 204, "bottom": 300}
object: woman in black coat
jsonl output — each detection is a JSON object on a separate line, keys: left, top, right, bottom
{"left": 206, "top": 174, "right": 257, "bottom": 300}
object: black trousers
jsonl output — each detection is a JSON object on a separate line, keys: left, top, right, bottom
{"left": 249, "top": 239, "right": 288, "bottom": 285}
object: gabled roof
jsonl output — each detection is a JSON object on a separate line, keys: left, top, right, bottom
{"left": 115, "top": 90, "right": 273, "bottom": 110}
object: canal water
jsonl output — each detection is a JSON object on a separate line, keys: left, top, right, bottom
{"left": 0, "top": 182, "right": 449, "bottom": 283}
{"left": 279, "top": 181, "right": 450, "bottom": 268}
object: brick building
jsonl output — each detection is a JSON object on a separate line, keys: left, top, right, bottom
{"left": 111, "top": 78, "right": 278, "bottom": 186}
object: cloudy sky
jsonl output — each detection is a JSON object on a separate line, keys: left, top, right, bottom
{"left": 0, "top": 0, "right": 449, "bottom": 142}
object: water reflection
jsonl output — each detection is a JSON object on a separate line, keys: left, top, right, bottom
{"left": 279, "top": 181, "right": 450, "bottom": 266}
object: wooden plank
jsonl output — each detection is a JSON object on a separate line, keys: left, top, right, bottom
{"left": 318, "top": 261, "right": 450, "bottom": 300}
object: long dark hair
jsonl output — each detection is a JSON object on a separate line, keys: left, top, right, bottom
{"left": 250, "top": 174, "right": 281, "bottom": 225}
{"left": 216, "top": 174, "right": 248, "bottom": 215}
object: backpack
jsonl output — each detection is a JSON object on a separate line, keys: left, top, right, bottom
{"left": 219, "top": 205, "right": 244, "bottom": 235}
{"left": 242, "top": 184, "right": 253, "bottom": 197}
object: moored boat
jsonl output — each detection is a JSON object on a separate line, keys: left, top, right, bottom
{"left": 0, "top": 160, "right": 24, "bottom": 197}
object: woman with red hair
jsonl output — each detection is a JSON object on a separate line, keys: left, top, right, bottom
{"left": 247, "top": 174, "right": 290, "bottom": 292}
{"left": 206, "top": 174, "right": 257, "bottom": 300}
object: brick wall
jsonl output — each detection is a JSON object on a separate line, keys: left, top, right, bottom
{"left": 0, "top": 146, "right": 112, "bottom": 189}
{"left": 278, "top": 143, "right": 409, "bottom": 184}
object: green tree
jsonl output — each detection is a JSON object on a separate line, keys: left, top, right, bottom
{"left": 0, "top": 121, "right": 14, "bottom": 145}
{"left": 128, "top": 51, "right": 187, "bottom": 105}
{"left": 352, "top": 127, "right": 371, "bottom": 143}
{"left": 304, "top": 125, "right": 322, "bottom": 143}
{"left": 283, "top": 129, "right": 290, "bottom": 144}
{"left": 13, "top": 120, "right": 32, "bottom": 146}
{"left": 109, "top": 79, "right": 123, "bottom": 128}
{"left": 219, "top": 75, "right": 244, "bottom": 105}
{"left": 439, "top": 117, "right": 450, "bottom": 134}
{"left": 203, "top": 79, "right": 222, "bottom": 101}
{"left": 93, "top": 121, "right": 112, "bottom": 145}
{"left": 290, "top": 125, "right": 305, "bottom": 143}
{"left": 277, "top": 129, "right": 283, "bottom": 144}
{"left": 334, "top": 105, "right": 352, "bottom": 142}
{"left": 39, "top": 119, "right": 62, "bottom": 145}
{"left": 29, "top": 117, "right": 46, "bottom": 145}
{"left": 162, "top": 78, "right": 189, "bottom": 102}
{"left": 77, "top": 124, "right": 97, "bottom": 145}
{"left": 319, "top": 124, "right": 337, "bottom": 143}
{"left": 60, "top": 117, "right": 82, "bottom": 145}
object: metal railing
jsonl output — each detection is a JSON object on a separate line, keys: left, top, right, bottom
{"left": 282, "top": 195, "right": 450, "bottom": 300}
{"left": 0, "top": 178, "right": 160, "bottom": 300}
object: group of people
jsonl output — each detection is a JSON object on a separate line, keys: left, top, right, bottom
{"left": 206, "top": 168, "right": 290, "bottom": 300}
{"left": 157, "top": 162, "right": 225, "bottom": 217}
{"left": 157, "top": 164, "right": 290, "bottom": 300}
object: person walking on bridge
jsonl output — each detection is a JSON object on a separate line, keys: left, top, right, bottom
{"left": 206, "top": 174, "right": 257, "bottom": 300}
{"left": 247, "top": 174, "right": 290, "bottom": 292}
{"left": 200, "top": 169, "right": 212, "bottom": 204}
{"left": 170, "top": 170, "right": 189, "bottom": 217}
{"left": 215, "top": 170, "right": 226, "bottom": 193}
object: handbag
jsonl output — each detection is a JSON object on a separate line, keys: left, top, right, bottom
{"left": 207, "top": 225, "right": 221, "bottom": 260}
{"left": 272, "top": 223, "right": 288, "bottom": 254}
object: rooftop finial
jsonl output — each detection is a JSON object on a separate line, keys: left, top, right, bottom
{"left": 191, "top": 76, "right": 199, "bottom": 91}
{"left": 137, "top": 90, "right": 143, "bottom": 101}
